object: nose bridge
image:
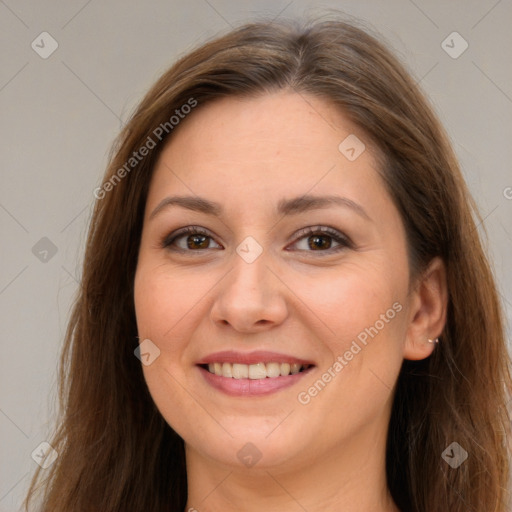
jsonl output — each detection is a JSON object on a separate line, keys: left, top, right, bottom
{"left": 220, "top": 231, "right": 271, "bottom": 290}
{"left": 210, "top": 241, "right": 288, "bottom": 331}
{"left": 226, "top": 242, "right": 273, "bottom": 303}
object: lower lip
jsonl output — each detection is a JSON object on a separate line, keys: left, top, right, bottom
{"left": 198, "top": 365, "right": 314, "bottom": 397}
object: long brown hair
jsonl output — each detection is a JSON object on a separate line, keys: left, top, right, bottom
{"left": 25, "top": 17, "right": 511, "bottom": 512}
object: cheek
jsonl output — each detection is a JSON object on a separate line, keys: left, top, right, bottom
{"left": 293, "top": 258, "right": 405, "bottom": 347}
{"left": 134, "top": 263, "right": 205, "bottom": 342}
{"left": 294, "top": 272, "right": 405, "bottom": 436}
{"left": 133, "top": 266, "right": 193, "bottom": 385}
{"left": 292, "top": 258, "right": 407, "bottom": 408}
{"left": 134, "top": 265, "right": 207, "bottom": 436}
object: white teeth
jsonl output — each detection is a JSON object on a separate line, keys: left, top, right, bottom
{"left": 221, "top": 362, "right": 233, "bottom": 378}
{"left": 205, "top": 361, "right": 310, "bottom": 379}
{"left": 266, "top": 362, "right": 281, "bottom": 378}
{"left": 280, "top": 363, "right": 291, "bottom": 375}
{"left": 249, "top": 363, "right": 267, "bottom": 379}
{"left": 232, "top": 363, "right": 249, "bottom": 379}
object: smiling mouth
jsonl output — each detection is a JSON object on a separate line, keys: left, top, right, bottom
{"left": 201, "top": 362, "right": 312, "bottom": 379}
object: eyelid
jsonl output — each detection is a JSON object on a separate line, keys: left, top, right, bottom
{"left": 286, "top": 225, "right": 353, "bottom": 252}
{"left": 161, "top": 224, "right": 353, "bottom": 253}
{"left": 161, "top": 225, "right": 223, "bottom": 251}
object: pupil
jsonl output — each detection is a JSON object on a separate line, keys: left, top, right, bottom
{"left": 309, "top": 235, "right": 331, "bottom": 250}
{"left": 188, "top": 234, "right": 208, "bottom": 249}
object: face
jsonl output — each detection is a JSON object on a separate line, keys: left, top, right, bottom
{"left": 134, "top": 91, "right": 414, "bottom": 472}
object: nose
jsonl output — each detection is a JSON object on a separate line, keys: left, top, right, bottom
{"left": 210, "top": 250, "right": 289, "bottom": 333}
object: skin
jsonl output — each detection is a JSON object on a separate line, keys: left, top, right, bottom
{"left": 134, "top": 91, "right": 448, "bottom": 512}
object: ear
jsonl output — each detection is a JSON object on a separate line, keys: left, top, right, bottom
{"left": 403, "top": 257, "right": 448, "bottom": 361}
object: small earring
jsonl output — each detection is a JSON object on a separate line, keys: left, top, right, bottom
{"left": 427, "top": 337, "right": 439, "bottom": 344}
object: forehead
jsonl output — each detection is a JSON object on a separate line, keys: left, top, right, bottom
{"left": 160, "top": 91, "right": 366, "bottom": 162}
{"left": 147, "top": 91, "right": 391, "bottom": 219}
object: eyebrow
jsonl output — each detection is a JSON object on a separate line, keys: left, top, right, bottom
{"left": 149, "top": 194, "right": 372, "bottom": 222}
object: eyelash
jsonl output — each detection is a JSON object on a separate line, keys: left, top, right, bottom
{"left": 160, "top": 225, "right": 353, "bottom": 255}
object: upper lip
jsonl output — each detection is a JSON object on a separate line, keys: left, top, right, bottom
{"left": 197, "top": 350, "right": 315, "bottom": 366}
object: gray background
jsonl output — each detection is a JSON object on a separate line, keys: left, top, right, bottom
{"left": 1, "top": 0, "right": 511, "bottom": 510}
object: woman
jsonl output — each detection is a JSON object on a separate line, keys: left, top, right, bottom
{"left": 25, "top": 17, "right": 511, "bottom": 512}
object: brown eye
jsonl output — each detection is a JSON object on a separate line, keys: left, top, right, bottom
{"left": 307, "top": 234, "right": 334, "bottom": 250}
{"left": 288, "top": 226, "right": 352, "bottom": 254}
{"left": 162, "top": 226, "right": 222, "bottom": 252}
{"left": 185, "top": 233, "right": 210, "bottom": 250}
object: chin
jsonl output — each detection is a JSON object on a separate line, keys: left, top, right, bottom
{"left": 181, "top": 417, "right": 319, "bottom": 471}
